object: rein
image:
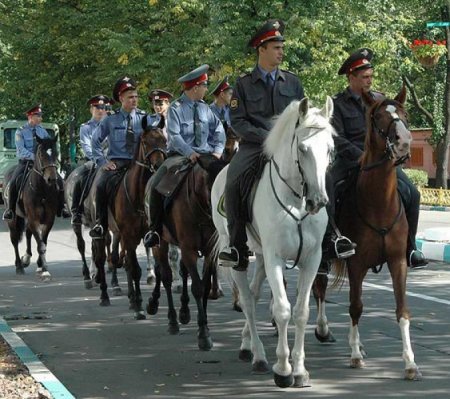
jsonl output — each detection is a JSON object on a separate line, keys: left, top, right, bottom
{"left": 269, "top": 158, "right": 309, "bottom": 269}
{"left": 29, "top": 146, "right": 58, "bottom": 192}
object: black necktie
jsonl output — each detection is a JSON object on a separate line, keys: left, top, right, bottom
{"left": 126, "top": 114, "right": 134, "bottom": 155}
{"left": 266, "top": 73, "right": 274, "bottom": 88}
{"left": 32, "top": 127, "right": 37, "bottom": 153}
{"left": 193, "top": 102, "right": 202, "bottom": 146}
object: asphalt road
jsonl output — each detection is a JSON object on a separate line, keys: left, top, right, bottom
{"left": 0, "top": 209, "right": 449, "bottom": 399}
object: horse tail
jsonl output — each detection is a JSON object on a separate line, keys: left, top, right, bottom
{"left": 15, "top": 216, "right": 26, "bottom": 243}
{"left": 330, "top": 259, "right": 347, "bottom": 289}
{"left": 204, "top": 228, "right": 219, "bottom": 274}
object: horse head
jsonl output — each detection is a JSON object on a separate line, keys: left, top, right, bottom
{"left": 362, "top": 85, "right": 411, "bottom": 166}
{"left": 137, "top": 128, "right": 167, "bottom": 173}
{"left": 223, "top": 125, "right": 240, "bottom": 163}
{"left": 34, "top": 136, "right": 58, "bottom": 187}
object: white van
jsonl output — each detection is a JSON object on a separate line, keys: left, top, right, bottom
{"left": 0, "top": 120, "right": 60, "bottom": 202}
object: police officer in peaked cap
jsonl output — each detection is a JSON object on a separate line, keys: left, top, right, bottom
{"left": 209, "top": 76, "right": 233, "bottom": 132}
{"left": 89, "top": 77, "right": 146, "bottom": 238}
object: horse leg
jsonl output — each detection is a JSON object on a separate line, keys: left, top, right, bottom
{"left": 312, "top": 273, "right": 336, "bottom": 343}
{"left": 147, "top": 259, "right": 162, "bottom": 315}
{"left": 348, "top": 265, "right": 367, "bottom": 368}
{"left": 208, "top": 256, "right": 224, "bottom": 300}
{"left": 146, "top": 247, "right": 156, "bottom": 285}
{"left": 72, "top": 223, "right": 92, "bottom": 289}
{"left": 264, "top": 252, "right": 293, "bottom": 388}
{"left": 155, "top": 243, "right": 179, "bottom": 334}
{"left": 127, "top": 249, "right": 145, "bottom": 320}
{"left": 178, "top": 260, "right": 191, "bottom": 325}
{"left": 9, "top": 218, "right": 25, "bottom": 274}
{"left": 291, "top": 258, "right": 320, "bottom": 388}
{"left": 233, "top": 253, "right": 269, "bottom": 373}
{"left": 109, "top": 235, "right": 122, "bottom": 296}
{"left": 183, "top": 249, "right": 212, "bottom": 351}
{"left": 91, "top": 238, "right": 110, "bottom": 306}
{"left": 387, "top": 259, "right": 422, "bottom": 380}
{"left": 169, "top": 244, "right": 182, "bottom": 293}
{"left": 21, "top": 227, "right": 32, "bottom": 268}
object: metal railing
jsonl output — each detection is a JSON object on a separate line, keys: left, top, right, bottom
{"left": 419, "top": 187, "right": 450, "bottom": 206}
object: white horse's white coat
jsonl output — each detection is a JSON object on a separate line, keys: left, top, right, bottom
{"left": 212, "top": 97, "right": 335, "bottom": 387}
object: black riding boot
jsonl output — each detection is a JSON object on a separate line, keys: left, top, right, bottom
{"left": 219, "top": 221, "right": 249, "bottom": 272}
{"left": 321, "top": 220, "right": 356, "bottom": 263}
{"left": 2, "top": 182, "right": 17, "bottom": 220}
{"left": 89, "top": 175, "right": 109, "bottom": 238}
{"left": 143, "top": 189, "right": 164, "bottom": 248}
{"left": 407, "top": 234, "right": 428, "bottom": 269}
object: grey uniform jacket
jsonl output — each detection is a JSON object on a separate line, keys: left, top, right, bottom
{"left": 228, "top": 66, "right": 304, "bottom": 181}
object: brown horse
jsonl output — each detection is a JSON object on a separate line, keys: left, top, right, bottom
{"left": 146, "top": 158, "right": 220, "bottom": 350}
{"left": 4, "top": 137, "right": 59, "bottom": 279}
{"left": 314, "top": 86, "right": 422, "bottom": 380}
{"left": 91, "top": 128, "right": 167, "bottom": 312}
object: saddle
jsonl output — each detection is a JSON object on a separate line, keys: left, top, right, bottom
{"left": 155, "top": 159, "right": 193, "bottom": 198}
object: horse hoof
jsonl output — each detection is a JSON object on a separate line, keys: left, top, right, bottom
{"left": 350, "top": 358, "right": 365, "bottom": 368}
{"left": 405, "top": 367, "right": 422, "bottom": 381}
{"left": 232, "top": 303, "right": 243, "bottom": 312}
{"left": 252, "top": 360, "right": 270, "bottom": 374}
{"left": 198, "top": 336, "right": 213, "bottom": 351}
{"left": 36, "top": 267, "right": 43, "bottom": 274}
{"left": 146, "top": 301, "right": 159, "bottom": 315}
{"left": 168, "top": 323, "right": 179, "bottom": 335}
{"left": 274, "top": 372, "right": 293, "bottom": 388}
{"left": 40, "top": 271, "right": 51, "bottom": 281}
{"left": 135, "top": 312, "right": 146, "bottom": 320}
{"left": 208, "top": 291, "right": 219, "bottom": 300}
{"left": 238, "top": 349, "right": 252, "bottom": 362}
{"left": 147, "top": 276, "right": 155, "bottom": 285}
{"left": 314, "top": 328, "right": 336, "bottom": 343}
{"left": 99, "top": 298, "right": 111, "bottom": 306}
{"left": 84, "top": 280, "right": 93, "bottom": 290}
{"left": 16, "top": 268, "right": 25, "bottom": 275}
{"left": 112, "top": 286, "right": 122, "bottom": 296}
{"left": 20, "top": 256, "right": 31, "bottom": 268}
{"left": 175, "top": 284, "right": 182, "bottom": 294}
{"left": 179, "top": 308, "right": 191, "bottom": 325}
{"left": 293, "top": 372, "right": 311, "bottom": 388}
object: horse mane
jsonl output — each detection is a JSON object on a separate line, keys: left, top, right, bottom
{"left": 360, "top": 98, "right": 403, "bottom": 165}
{"left": 264, "top": 100, "right": 334, "bottom": 158}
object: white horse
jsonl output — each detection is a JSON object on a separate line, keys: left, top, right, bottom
{"left": 212, "top": 97, "right": 335, "bottom": 388}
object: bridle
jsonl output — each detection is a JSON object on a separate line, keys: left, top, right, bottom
{"left": 135, "top": 132, "right": 167, "bottom": 173}
{"left": 361, "top": 101, "right": 410, "bottom": 171}
{"left": 32, "top": 144, "right": 58, "bottom": 178}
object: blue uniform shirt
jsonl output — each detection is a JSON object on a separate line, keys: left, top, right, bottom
{"left": 144, "top": 113, "right": 168, "bottom": 142}
{"left": 167, "top": 94, "right": 225, "bottom": 157}
{"left": 15, "top": 123, "right": 50, "bottom": 161}
{"left": 79, "top": 119, "right": 101, "bottom": 160}
{"left": 209, "top": 102, "right": 231, "bottom": 129}
{"left": 91, "top": 108, "right": 146, "bottom": 167}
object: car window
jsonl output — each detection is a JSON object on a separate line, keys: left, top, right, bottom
{"left": 3, "top": 128, "right": 16, "bottom": 150}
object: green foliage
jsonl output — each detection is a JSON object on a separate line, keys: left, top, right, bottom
{"left": 0, "top": 0, "right": 446, "bottom": 158}
{"left": 403, "top": 168, "right": 429, "bottom": 188}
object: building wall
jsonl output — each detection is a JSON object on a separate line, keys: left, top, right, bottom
{"left": 404, "top": 128, "right": 439, "bottom": 178}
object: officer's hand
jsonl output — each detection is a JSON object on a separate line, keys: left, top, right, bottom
{"left": 103, "top": 161, "right": 117, "bottom": 171}
{"left": 212, "top": 152, "right": 222, "bottom": 159}
{"left": 189, "top": 152, "right": 200, "bottom": 163}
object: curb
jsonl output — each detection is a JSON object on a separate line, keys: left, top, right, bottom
{"left": 0, "top": 316, "right": 75, "bottom": 399}
{"left": 420, "top": 205, "right": 450, "bottom": 212}
{"left": 416, "top": 238, "right": 450, "bottom": 263}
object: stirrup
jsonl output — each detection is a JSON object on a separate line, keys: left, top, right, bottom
{"left": 218, "top": 246, "right": 239, "bottom": 267}
{"left": 143, "top": 230, "right": 160, "bottom": 248}
{"left": 333, "top": 236, "right": 356, "bottom": 259}
{"left": 89, "top": 224, "right": 104, "bottom": 239}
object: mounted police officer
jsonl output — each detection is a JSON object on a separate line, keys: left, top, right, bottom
{"left": 143, "top": 64, "right": 225, "bottom": 248}
{"left": 89, "top": 77, "right": 146, "bottom": 238}
{"left": 3, "top": 105, "right": 49, "bottom": 220}
{"left": 328, "top": 48, "right": 427, "bottom": 269}
{"left": 70, "top": 95, "right": 112, "bottom": 225}
{"left": 217, "top": 19, "right": 307, "bottom": 271}
{"left": 143, "top": 89, "right": 173, "bottom": 139}
{"left": 209, "top": 76, "right": 233, "bottom": 131}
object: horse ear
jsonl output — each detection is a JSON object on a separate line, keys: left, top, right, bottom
{"left": 394, "top": 84, "right": 407, "bottom": 105}
{"left": 320, "top": 96, "right": 334, "bottom": 120}
{"left": 361, "top": 91, "right": 375, "bottom": 107}
{"left": 298, "top": 97, "right": 309, "bottom": 118}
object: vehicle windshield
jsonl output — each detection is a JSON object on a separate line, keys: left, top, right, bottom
{"left": 3, "top": 128, "right": 56, "bottom": 150}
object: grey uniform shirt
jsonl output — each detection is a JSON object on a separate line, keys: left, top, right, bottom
{"left": 230, "top": 66, "right": 304, "bottom": 146}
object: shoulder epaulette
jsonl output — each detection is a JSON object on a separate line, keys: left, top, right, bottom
{"left": 136, "top": 109, "right": 146, "bottom": 115}
{"left": 114, "top": 109, "right": 121, "bottom": 114}
{"left": 280, "top": 69, "right": 298, "bottom": 77}
{"left": 332, "top": 91, "right": 346, "bottom": 100}
{"left": 171, "top": 97, "right": 183, "bottom": 108}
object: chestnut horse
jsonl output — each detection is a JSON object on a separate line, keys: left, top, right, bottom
{"left": 90, "top": 128, "right": 167, "bottom": 312}
{"left": 146, "top": 158, "right": 220, "bottom": 351}
{"left": 315, "top": 86, "right": 421, "bottom": 380}
{"left": 4, "top": 137, "right": 59, "bottom": 279}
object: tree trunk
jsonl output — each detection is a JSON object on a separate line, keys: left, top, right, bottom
{"left": 435, "top": 4, "right": 450, "bottom": 188}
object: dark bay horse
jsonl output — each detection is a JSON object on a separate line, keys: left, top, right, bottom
{"left": 65, "top": 164, "right": 119, "bottom": 290}
{"left": 90, "top": 128, "right": 167, "bottom": 311}
{"left": 314, "top": 86, "right": 422, "bottom": 380}
{"left": 4, "top": 137, "right": 59, "bottom": 279}
{"left": 146, "top": 158, "right": 220, "bottom": 351}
